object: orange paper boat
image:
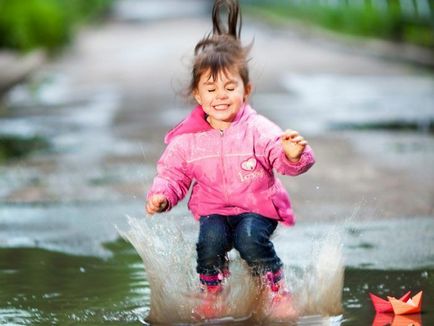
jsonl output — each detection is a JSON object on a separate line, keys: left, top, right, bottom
{"left": 369, "top": 291, "right": 411, "bottom": 313}
{"left": 388, "top": 291, "right": 423, "bottom": 315}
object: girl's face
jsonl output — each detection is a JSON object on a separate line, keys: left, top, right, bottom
{"left": 193, "top": 68, "right": 251, "bottom": 130}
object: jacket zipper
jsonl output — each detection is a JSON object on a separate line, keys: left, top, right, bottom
{"left": 219, "top": 129, "right": 229, "bottom": 204}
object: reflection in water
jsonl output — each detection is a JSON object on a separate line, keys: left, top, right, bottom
{"left": 0, "top": 227, "right": 432, "bottom": 325}
{"left": 372, "top": 312, "right": 422, "bottom": 326}
{"left": 0, "top": 244, "right": 147, "bottom": 325}
{"left": 119, "top": 216, "right": 345, "bottom": 324}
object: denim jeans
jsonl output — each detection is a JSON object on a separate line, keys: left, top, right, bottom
{"left": 196, "top": 213, "right": 283, "bottom": 277}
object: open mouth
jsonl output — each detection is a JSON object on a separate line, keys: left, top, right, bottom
{"left": 213, "top": 104, "right": 230, "bottom": 110}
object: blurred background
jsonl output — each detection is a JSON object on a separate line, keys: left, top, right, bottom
{"left": 0, "top": 0, "right": 433, "bottom": 325}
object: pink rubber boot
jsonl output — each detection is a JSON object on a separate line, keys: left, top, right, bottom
{"left": 263, "top": 270, "right": 298, "bottom": 321}
{"left": 191, "top": 272, "right": 227, "bottom": 320}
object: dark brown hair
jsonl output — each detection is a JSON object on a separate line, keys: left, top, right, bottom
{"left": 189, "top": 0, "right": 251, "bottom": 94}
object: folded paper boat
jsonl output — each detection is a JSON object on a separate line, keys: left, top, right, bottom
{"left": 369, "top": 291, "right": 411, "bottom": 313}
{"left": 388, "top": 291, "right": 423, "bottom": 315}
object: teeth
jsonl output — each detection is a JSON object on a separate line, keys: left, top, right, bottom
{"left": 214, "top": 105, "right": 228, "bottom": 110}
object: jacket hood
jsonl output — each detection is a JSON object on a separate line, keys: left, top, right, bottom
{"left": 164, "top": 103, "right": 251, "bottom": 144}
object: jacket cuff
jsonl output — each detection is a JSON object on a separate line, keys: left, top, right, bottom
{"left": 280, "top": 147, "right": 312, "bottom": 168}
{"left": 279, "top": 218, "right": 295, "bottom": 227}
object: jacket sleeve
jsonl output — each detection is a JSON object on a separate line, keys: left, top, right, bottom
{"left": 147, "top": 138, "right": 192, "bottom": 210}
{"left": 254, "top": 116, "right": 315, "bottom": 176}
{"left": 272, "top": 144, "right": 315, "bottom": 176}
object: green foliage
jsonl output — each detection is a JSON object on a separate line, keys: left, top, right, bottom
{"left": 0, "top": 134, "right": 49, "bottom": 162}
{"left": 241, "top": 0, "right": 434, "bottom": 48}
{"left": 0, "top": 0, "right": 112, "bottom": 52}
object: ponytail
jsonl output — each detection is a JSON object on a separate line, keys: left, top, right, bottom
{"left": 195, "top": 0, "right": 243, "bottom": 55}
{"left": 189, "top": 0, "right": 251, "bottom": 94}
{"left": 212, "top": 0, "right": 242, "bottom": 40}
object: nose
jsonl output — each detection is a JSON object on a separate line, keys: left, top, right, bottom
{"left": 216, "top": 88, "right": 229, "bottom": 100}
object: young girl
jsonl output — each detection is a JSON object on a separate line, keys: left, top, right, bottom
{"left": 146, "top": 0, "right": 315, "bottom": 320}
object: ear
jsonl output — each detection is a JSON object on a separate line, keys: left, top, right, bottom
{"left": 244, "top": 83, "right": 252, "bottom": 102}
{"left": 193, "top": 89, "right": 202, "bottom": 105}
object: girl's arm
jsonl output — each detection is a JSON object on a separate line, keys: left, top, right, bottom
{"left": 146, "top": 138, "right": 192, "bottom": 212}
{"left": 254, "top": 116, "right": 315, "bottom": 176}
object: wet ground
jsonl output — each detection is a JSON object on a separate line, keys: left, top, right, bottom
{"left": 0, "top": 0, "right": 433, "bottom": 324}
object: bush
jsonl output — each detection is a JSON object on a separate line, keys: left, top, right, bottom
{"left": 0, "top": 0, "right": 112, "bottom": 53}
{"left": 241, "top": 0, "right": 434, "bottom": 48}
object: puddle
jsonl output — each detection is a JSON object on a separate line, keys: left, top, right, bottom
{"left": 332, "top": 119, "right": 434, "bottom": 133}
{"left": 253, "top": 73, "right": 434, "bottom": 135}
{"left": 0, "top": 201, "right": 139, "bottom": 257}
{"left": 0, "top": 211, "right": 433, "bottom": 325}
{"left": 0, "top": 244, "right": 148, "bottom": 325}
{"left": 0, "top": 71, "right": 151, "bottom": 202}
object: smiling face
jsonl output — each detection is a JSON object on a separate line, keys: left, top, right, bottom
{"left": 193, "top": 68, "right": 251, "bottom": 130}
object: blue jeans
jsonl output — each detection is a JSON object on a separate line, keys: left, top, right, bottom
{"left": 196, "top": 213, "right": 283, "bottom": 277}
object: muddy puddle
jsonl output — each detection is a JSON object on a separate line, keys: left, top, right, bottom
{"left": 0, "top": 207, "right": 432, "bottom": 325}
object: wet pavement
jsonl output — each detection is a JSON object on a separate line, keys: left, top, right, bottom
{"left": 0, "top": 0, "right": 433, "bottom": 324}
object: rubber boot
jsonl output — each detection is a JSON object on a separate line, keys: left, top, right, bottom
{"left": 191, "top": 273, "right": 225, "bottom": 320}
{"left": 262, "top": 270, "right": 298, "bottom": 321}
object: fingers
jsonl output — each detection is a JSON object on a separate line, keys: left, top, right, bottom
{"left": 146, "top": 201, "right": 157, "bottom": 215}
{"left": 281, "top": 129, "right": 299, "bottom": 141}
{"left": 293, "top": 137, "right": 308, "bottom": 146}
{"left": 151, "top": 195, "right": 165, "bottom": 206}
{"left": 145, "top": 206, "right": 153, "bottom": 215}
{"left": 146, "top": 195, "right": 168, "bottom": 215}
{"left": 281, "top": 129, "right": 308, "bottom": 146}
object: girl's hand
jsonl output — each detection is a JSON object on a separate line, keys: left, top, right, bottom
{"left": 281, "top": 129, "right": 308, "bottom": 162}
{"left": 146, "top": 194, "right": 168, "bottom": 215}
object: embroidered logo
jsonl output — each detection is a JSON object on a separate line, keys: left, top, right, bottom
{"left": 241, "top": 157, "right": 257, "bottom": 171}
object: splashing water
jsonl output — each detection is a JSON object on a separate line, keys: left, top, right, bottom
{"left": 292, "top": 228, "right": 344, "bottom": 317}
{"left": 118, "top": 215, "right": 344, "bottom": 324}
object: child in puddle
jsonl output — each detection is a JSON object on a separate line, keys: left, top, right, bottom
{"left": 146, "top": 0, "right": 315, "bottom": 320}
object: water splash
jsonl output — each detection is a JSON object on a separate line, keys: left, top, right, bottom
{"left": 118, "top": 215, "right": 344, "bottom": 324}
{"left": 291, "top": 228, "right": 344, "bottom": 316}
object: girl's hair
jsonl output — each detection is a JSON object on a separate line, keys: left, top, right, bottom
{"left": 189, "top": 0, "right": 251, "bottom": 94}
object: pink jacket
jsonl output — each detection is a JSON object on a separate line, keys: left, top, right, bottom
{"left": 147, "top": 104, "right": 315, "bottom": 226}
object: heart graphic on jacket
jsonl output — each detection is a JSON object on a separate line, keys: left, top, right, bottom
{"left": 241, "top": 158, "right": 257, "bottom": 171}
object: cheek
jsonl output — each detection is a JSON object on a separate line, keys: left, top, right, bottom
{"left": 231, "top": 92, "right": 245, "bottom": 103}
{"left": 201, "top": 92, "right": 213, "bottom": 103}
{"left": 195, "top": 92, "right": 210, "bottom": 105}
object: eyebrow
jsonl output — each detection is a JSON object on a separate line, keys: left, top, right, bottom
{"left": 203, "top": 79, "right": 237, "bottom": 86}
